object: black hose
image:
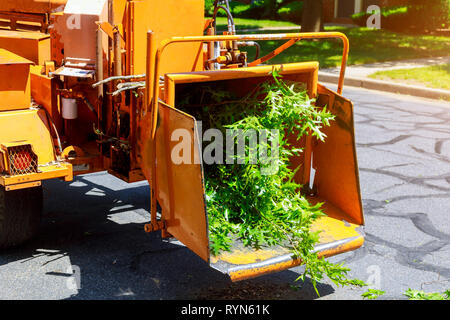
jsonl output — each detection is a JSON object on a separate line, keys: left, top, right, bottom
{"left": 41, "top": 107, "right": 63, "bottom": 155}
{"left": 212, "top": 1, "right": 236, "bottom": 35}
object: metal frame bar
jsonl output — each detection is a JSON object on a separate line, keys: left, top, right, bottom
{"left": 150, "top": 32, "right": 349, "bottom": 137}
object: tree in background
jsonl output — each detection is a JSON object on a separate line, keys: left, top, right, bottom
{"left": 408, "top": 0, "right": 450, "bottom": 30}
{"left": 263, "top": 0, "right": 278, "bottom": 18}
{"left": 257, "top": 0, "right": 305, "bottom": 20}
{"left": 301, "top": 0, "right": 323, "bottom": 32}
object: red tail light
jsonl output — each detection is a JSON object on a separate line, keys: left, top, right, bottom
{"left": 7, "top": 145, "right": 38, "bottom": 175}
{"left": 12, "top": 150, "right": 32, "bottom": 171}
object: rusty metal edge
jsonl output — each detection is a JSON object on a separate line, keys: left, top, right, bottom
{"left": 222, "top": 235, "right": 364, "bottom": 282}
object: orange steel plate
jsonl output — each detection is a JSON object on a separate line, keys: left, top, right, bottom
{"left": 0, "top": 0, "right": 67, "bottom": 14}
{"left": 0, "top": 49, "right": 33, "bottom": 111}
{"left": 0, "top": 108, "right": 55, "bottom": 164}
{"left": 0, "top": 30, "right": 50, "bottom": 65}
{"left": 154, "top": 102, "right": 210, "bottom": 262}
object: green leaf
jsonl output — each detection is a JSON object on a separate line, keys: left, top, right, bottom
{"left": 362, "top": 289, "right": 385, "bottom": 300}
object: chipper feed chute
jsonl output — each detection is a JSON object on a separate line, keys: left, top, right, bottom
{"left": 139, "top": 33, "right": 365, "bottom": 281}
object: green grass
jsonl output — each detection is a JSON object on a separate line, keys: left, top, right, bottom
{"left": 369, "top": 64, "right": 450, "bottom": 90}
{"left": 214, "top": 17, "right": 300, "bottom": 30}
{"left": 214, "top": 21, "right": 450, "bottom": 68}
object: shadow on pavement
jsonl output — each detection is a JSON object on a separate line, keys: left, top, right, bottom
{"left": 0, "top": 172, "right": 334, "bottom": 300}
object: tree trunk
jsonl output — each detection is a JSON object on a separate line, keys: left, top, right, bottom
{"left": 263, "top": 0, "right": 278, "bottom": 19}
{"left": 301, "top": 0, "right": 324, "bottom": 32}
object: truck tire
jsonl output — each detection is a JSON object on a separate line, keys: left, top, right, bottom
{"left": 0, "top": 186, "right": 43, "bottom": 249}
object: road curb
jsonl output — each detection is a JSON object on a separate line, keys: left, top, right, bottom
{"left": 318, "top": 72, "right": 450, "bottom": 101}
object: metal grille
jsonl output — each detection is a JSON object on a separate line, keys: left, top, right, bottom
{"left": 7, "top": 145, "right": 38, "bottom": 176}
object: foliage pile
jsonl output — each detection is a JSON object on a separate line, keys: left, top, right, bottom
{"left": 178, "top": 71, "right": 364, "bottom": 293}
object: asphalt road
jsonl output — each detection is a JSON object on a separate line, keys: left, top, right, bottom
{"left": 0, "top": 86, "right": 449, "bottom": 300}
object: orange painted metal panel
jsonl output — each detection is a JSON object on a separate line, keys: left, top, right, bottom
{"left": 4, "top": 180, "right": 41, "bottom": 191}
{"left": 112, "top": 0, "right": 127, "bottom": 27}
{"left": 164, "top": 62, "right": 319, "bottom": 97}
{"left": 0, "top": 0, "right": 67, "bottom": 14}
{"left": 0, "top": 30, "right": 50, "bottom": 65}
{"left": 0, "top": 162, "right": 73, "bottom": 186}
{"left": 311, "top": 84, "right": 364, "bottom": 225}
{"left": 0, "top": 49, "right": 32, "bottom": 111}
{"left": 0, "top": 48, "right": 34, "bottom": 65}
{"left": 130, "top": 0, "right": 204, "bottom": 75}
{"left": 154, "top": 102, "right": 210, "bottom": 262}
{"left": 0, "top": 107, "right": 72, "bottom": 186}
{"left": 30, "top": 66, "right": 62, "bottom": 132}
{"left": 0, "top": 109, "right": 56, "bottom": 165}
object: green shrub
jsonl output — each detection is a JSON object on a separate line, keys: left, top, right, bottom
{"left": 278, "top": 1, "right": 303, "bottom": 23}
{"left": 381, "top": 6, "right": 410, "bottom": 32}
{"left": 208, "top": 1, "right": 255, "bottom": 17}
{"left": 230, "top": 3, "right": 252, "bottom": 16}
{"left": 205, "top": 0, "right": 215, "bottom": 16}
{"left": 351, "top": 2, "right": 449, "bottom": 33}
{"left": 237, "top": 0, "right": 268, "bottom": 19}
{"left": 206, "top": 1, "right": 310, "bottom": 22}
{"left": 351, "top": 11, "right": 367, "bottom": 27}
{"left": 399, "top": 1, "right": 448, "bottom": 31}
{"left": 351, "top": 6, "right": 408, "bottom": 29}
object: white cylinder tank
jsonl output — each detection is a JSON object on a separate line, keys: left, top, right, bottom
{"left": 61, "top": 97, "right": 78, "bottom": 120}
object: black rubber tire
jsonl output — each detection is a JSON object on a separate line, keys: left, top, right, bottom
{"left": 0, "top": 186, "right": 43, "bottom": 249}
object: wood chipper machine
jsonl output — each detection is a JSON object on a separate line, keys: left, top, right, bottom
{"left": 0, "top": 0, "right": 364, "bottom": 281}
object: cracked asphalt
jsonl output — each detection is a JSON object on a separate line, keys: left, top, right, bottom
{"left": 0, "top": 86, "right": 449, "bottom": 300}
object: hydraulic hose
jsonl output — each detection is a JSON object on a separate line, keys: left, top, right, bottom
{"left": 237, "top": 41, "right": 261, "bottom": 60}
